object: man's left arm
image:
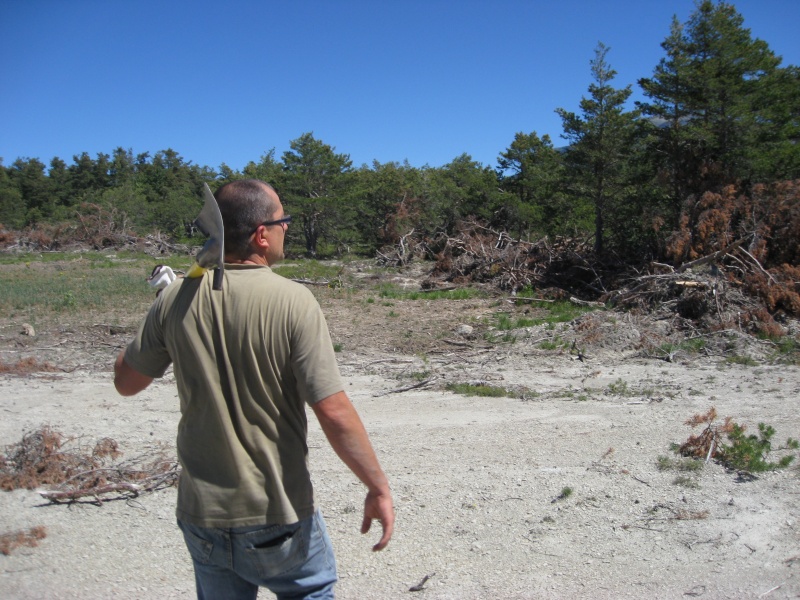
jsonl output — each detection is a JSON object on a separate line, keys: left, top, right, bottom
{"left": 114, "top": 351, "right": 154, "bottom": 396}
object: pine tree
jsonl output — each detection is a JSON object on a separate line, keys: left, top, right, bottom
{"left": 638, "top": 0, "right": 794, "bottom": 221}
{"left": 556, "top": 43, "right": 640, "bottom": 255}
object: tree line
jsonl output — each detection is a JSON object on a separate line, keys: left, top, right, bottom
{"left": 1, "top": 1, "right": 798, "bottom": 268}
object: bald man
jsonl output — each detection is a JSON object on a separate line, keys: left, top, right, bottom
{"left": 114, "top": 179, "right": 393, "bottom": 599}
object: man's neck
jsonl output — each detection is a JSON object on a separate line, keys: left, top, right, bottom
{"left": 225, "top": 254, "right": 268, "bottom": 266}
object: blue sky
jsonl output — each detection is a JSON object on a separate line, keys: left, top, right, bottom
{"left": 2, "top": 1, "right": 798, "bottom": 172}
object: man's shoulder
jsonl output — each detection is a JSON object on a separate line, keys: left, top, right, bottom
{"left": 236, "top": 268, "right": 319, "bottom": 302}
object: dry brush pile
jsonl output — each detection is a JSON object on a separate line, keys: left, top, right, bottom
{"left": 378, "top": 182, "right": 800, "bottom": 340}
{"left": 0, "top": 203, "right": 188, "bottom": 256}
{"left": 0, "top": 425, "right": 179, "bottom": 504}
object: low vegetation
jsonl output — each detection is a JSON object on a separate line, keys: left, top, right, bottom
{"left": 673, "top": 408, "right": 799, "bottom": 474}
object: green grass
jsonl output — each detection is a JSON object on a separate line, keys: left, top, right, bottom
{"left": 556, "top": 486, "right": 573, "bottom": 501}
{"left": 725, "top": 354, "right": 758, "bottom": 367}
{"left": 658, "top": 337, "right": 708, "bottom": 357}
{"left": 672, "top": 475, "right": 700, "bottom": 488}
{"left": 272, "top": 260, "right": 343, "bottom": 281}
{"left": 759, "top": 334, "right": 800, "bottom": 364}
{"left": 512, "top": 297, "right": 601, "bottom": 326}
{"left": 377, "top": 284, "right": 485, "bottom": 301}
{"left": 606, "top": 378, "right": 630, "bottom": 396}
{"left": 445, "top": 382, "right": 512, "bottom": 398}
{"left": 495, "top": 313, "right": 538, "bottom": 331}
{"left": 657, "top": 455, "right": 703, "bottom": 472}
{"left": 0, "top": 256, "right": 158, "bottom": 321}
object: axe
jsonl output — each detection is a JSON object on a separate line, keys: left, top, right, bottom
{"left": 186, "top": 183, "right": 224, "bottom": 290}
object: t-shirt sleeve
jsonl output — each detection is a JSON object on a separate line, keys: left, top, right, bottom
{"left": 124, "top": 297, "right": 173, "bottom": 379}
{"left": 290, "top": 296, "right": 344, "bottom": 405}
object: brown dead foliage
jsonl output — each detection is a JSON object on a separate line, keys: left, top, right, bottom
{"left": 678, "top": 408, "right": 734, "bottom": 460}
{"left": 663, "top": 180, "right": 800, "bottom": 320}
{"left": 0, "top": 204, "right": 188, "bottom": 256}
{"left": 0, "top": 357, "right": 61, "bottom": 375}
{"left": 0, "top": 425, "right": 178, "bottom": 503}
{"left": 380, "top": 219, "right": 603, "bottom": 297}
{"left": 0, "top": 526, "right": 47, "bottom": 556}
{"left": 377, "top": 182, "right": 800, "bottom": 328}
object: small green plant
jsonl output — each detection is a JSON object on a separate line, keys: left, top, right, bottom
{"left": 606, "top": 378, "right": 629, "bottom": 396}
{"left": 722, "top": 423, "right": 799, "bottom": 473}
{"left": 408, "top": 370, "right": 431, "bottom": 382}
{"left": 332, "top": 343, "right": 343, "bottom": 353}
{"left": 445, "top": 382, "right": 511, "bottom": 398}
{"left": 672, "top": 475, "right": 699, "bottom": 488}
{"left": 495, "top": 313, "right": 537, "bottom": 331}
{"left": 387, "top": 310, "right": 398, "bottom": 317}
{"left": 675, "top": 407, "right": 799, "bottom": 474}
{"left": 657, "top": 455, "right": 703, "bottom": 472}
{"left": 377, "top": 284, "right": 483, "bottom": 301}
{"left": 725, "top": 354, "right": 758, "bottom": 367}
{"left": 553, "top": 487, "right": 573, "bottom": 502}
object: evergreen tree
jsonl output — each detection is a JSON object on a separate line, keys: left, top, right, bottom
{"left": 556, "top": 43, "right": 640, "bottom": 255}
{"left": 281, "top": 133, "right": 353, "bottom": 257}
{"left": 353, "top": 160, "right": 423, "bottom": 252}
{"left": 0, "top": 160, "right": 25, "bottom": 229}
{"left": 638, "top": 0, "right": 793, "bottom": 220}
{"left": 10, "top": 157, "right": 51, "bottom": 224}
{"left": 496, "top": 132, "right": 570, "bottom": 238}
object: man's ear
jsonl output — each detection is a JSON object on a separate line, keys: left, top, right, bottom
{"left": 252, "top": 226, "right": 270, "bottom": 250}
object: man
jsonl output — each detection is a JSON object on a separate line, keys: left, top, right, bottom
{"left": 114, "top": 179, "right": 393, "bottom": 599}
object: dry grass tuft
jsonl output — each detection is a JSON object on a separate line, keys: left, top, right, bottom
{"left": 0, "top": 526, "right": 47, "bottom": 556}
{"left": 0, "top": 357, "right": 61, "bottom": 375}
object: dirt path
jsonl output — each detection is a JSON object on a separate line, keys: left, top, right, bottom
{"left": 1, "top": 290, "right": 799, "bottom": 598}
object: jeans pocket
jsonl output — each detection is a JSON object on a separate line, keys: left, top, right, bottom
{"left": 178, "top": 521, "right": 215, "bottom": 565}
{"left": 242, "top": 522, "right": 307, "bottom": 579}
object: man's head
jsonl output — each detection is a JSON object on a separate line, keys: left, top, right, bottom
{"left": 214, "top": 179, "right": 289, "bottom": 265}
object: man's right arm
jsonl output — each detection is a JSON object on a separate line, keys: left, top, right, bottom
{"left": 114, "top": 351, "right": 154, "bottom": 396}
{"left": 311, "top": 391, "right": 394, "bottom": 551}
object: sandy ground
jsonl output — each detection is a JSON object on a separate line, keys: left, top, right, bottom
{"left": 1, "top": 291, "right": 799, "bottom": 599}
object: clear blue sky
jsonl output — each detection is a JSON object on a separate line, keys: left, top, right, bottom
{"left": 2, "top": 0, "right": 798, "bottom": 172}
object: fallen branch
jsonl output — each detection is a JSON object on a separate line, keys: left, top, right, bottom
{"left": 373, "top": 378, "right": 434, "bottom": 397}
{"left": 569, "top": 296, "right": 605, "bottom": 307}
{"left": 39, "top": 482, "right": 143, "bottom": 501}
{"left": 676, "top": 235, "right": 751, "bottom": 273}
{"left": 290, "top": 278, "right": 330, "bottom": 286}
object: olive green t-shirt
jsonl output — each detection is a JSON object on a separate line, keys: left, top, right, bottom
{"left": 124, "top": 264, "right": 344, "bottom": 527}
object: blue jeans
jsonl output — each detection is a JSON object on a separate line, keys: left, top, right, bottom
{"left": 178, "top": 510, "right": 338, "bottom": 600}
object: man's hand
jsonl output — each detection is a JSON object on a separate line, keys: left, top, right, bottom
{"left": 362, "top": 489, "right": 394, "bottom": 551}
{"left": 312, "top": 391, "right": 394, "bottom": 550}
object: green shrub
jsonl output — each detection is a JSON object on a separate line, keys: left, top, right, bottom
{"left": 720, "top": 423, "right": 799, "bottom": 473}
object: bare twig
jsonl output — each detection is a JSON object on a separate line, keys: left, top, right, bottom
{"left": 373, "top": 378, "right": 434, "bottom": 397}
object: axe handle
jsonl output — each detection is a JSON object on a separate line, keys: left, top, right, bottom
{"left": 212, "top": 268, "right": 224, "bottom": 291}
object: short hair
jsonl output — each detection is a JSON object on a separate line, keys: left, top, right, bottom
{"left": 214, "top": 179, "right": 279, "bottom": 258}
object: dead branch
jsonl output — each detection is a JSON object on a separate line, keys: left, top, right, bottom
{"left": 39, "top": 482, "right": 143, "bottom": 501}
{"left": 290, "top": 278, "right": 330, "bottom": 286}
{"left": 373, "top": 378, "right": 434, "bottom": 397}
{"left": 569, "top": 296, "right": 605, "bottom": 307}
{"left": 676, "top": 235, "right": 751, "bottom": 273}
{"left": 736, "top": 247, "right": 777, "bottom": 285}
{"left": 1, "top": 425, "right": 179, "bottom": 503}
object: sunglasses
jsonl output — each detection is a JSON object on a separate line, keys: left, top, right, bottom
{"left": 254, "top": 215, "right": 292, "bottom": 232}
